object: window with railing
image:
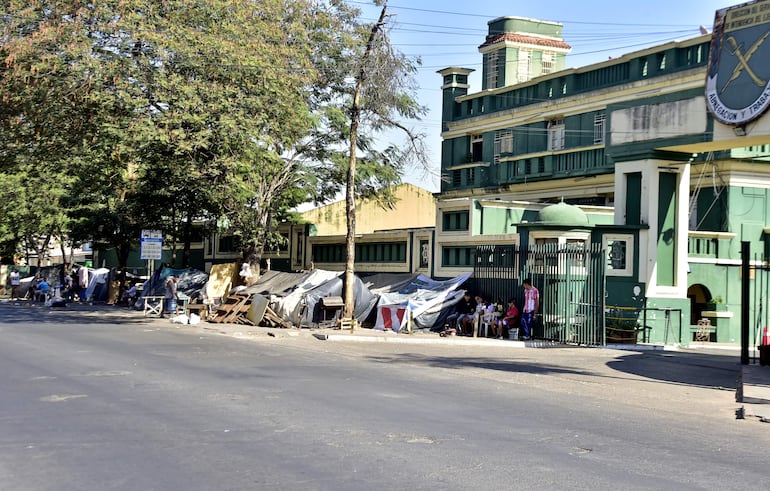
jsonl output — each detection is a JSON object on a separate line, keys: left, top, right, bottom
{"left": 442, "top": 210, "right": 470, "bottom": 231}
{"left": 548, "top": 119, "right": 565, "bottom": 151}
{"left": 542, "top": 52, "right": 555, "bottom": 74}
{"left": 484, "top": 51, "right": 499, "bottom": 89}
{"left": 312, "top": 244, "right": 346, "bottom": 263}
{"left": 356, "top": 242, "right": 407, "bottom": 263}
{"left": 442, "top": 246, "right": 475, "bottom": 267}
{"left": 494, "top": 129, "right": 513, "bottom": 165}
{"left": 594, "top": 113, "right": 606, "bottom": 144}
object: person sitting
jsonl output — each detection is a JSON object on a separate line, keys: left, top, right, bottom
{"left": 477, "top": 296, "right": 497, "bottom": 337}
{"left": 34, "top": 279, "right": 51, "bottom": 302}
{"left": 120, "top": 282, "right": 138, "bottom": 306}
{"left": 455, "top": 291, "right": 477, "bottom": 335}
{"left": 495, "top": 298, "right": 520, "bottom": 339}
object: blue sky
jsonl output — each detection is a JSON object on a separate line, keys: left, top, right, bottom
{"left": 352, "top": 0, "right": 731, "bottom": 192}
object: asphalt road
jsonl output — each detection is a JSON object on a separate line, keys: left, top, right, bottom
{"left": 1, "top": 304, "right": 768, "bottom": 490}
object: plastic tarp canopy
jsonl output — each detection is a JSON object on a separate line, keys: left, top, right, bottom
{"left": 270, "top": 269, "right": 342, "bottom": 325}
{"left": 269, "top": 269, "right": 378, "bottom": 327}
{"left": 134, "top": 267, "right": 208, "bottom": 308}
{"left": 361, "top": 273, "right": 420, "bottom": 294}
{"left": 243, "top": 270, "right": 310, "bottom": 298}
{"left": 83, "top": 267, "right": 111, "bottom": 302}
{"left": 298, "top": 274, "right": 378, "bottom": 326}
{"left": 373, "top": 272, "right": 472, "bottom": 332}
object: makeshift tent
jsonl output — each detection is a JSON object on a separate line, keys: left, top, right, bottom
{"left": 373, "top": 272, "right": 472, "bottom": 332}
{"left": 243, "top": 270, "right": 310, "bottom": 298}
{"left": 134, "top": 266, "right": 208, "bottom": 308}
{"left": 296, "top": 274, "right": 378, "bottom": 326}
{"left": 270, "top": 269, "right": 342, "bottom": 324}
{"left": 83, "top": 267, "right": 111, "bottom": 302}
{"left": 361, "top": 272, "right": 420, "bottom": 294}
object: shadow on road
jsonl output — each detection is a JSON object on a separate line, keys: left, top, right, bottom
{"left": 607, "top": 351, "right": 740, "bottom": 390}
{"left": 0, "top": 302, "right": 154, "bottom": 325}
{"left": 362, "top": 348, "right": 740, "bottom": 392}
{"left": 364, "top": 352, "right": 596, "bottom": 378}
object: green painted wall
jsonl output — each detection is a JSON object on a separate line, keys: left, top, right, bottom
{"left": 657, "top": 173, "right": 677, "bottom": 286}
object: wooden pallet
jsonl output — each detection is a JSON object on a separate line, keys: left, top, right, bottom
{"left": 208, "top": 292, "right": 252, "bottom": 324}
{"left": 262, "top": 307, "right": 294, "bottom": 329}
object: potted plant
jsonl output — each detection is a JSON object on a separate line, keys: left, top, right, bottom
{"left": 706, "top": 295, "right": 726, "bottom": 311}
{"left": 605, "top": 309, "right": 640, "bottom": 344}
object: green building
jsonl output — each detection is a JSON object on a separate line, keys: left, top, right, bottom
{"left": 435, "top": 7, "right": 770, "bottom": 346}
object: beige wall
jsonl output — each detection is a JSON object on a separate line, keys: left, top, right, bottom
{"left": 300, "top": 184, "right": 436, "bottom": 236}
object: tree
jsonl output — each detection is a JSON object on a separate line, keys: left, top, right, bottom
{"left": 0, "top": 1, "right": 343, "bottom": 276}
{"left": 340, "top": 0, "right": 428, "bottom": 320}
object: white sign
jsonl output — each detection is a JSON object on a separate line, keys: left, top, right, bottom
{"left": 140, "top": 230, "right": 163, "bottom": 260}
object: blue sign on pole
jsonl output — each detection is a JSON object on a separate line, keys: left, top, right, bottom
{"left": 140, "top": 229, "right": 163, "bottom": 260}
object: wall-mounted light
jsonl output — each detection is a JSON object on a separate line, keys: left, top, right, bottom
{"left": 734, "top": 125, "right": 747, "bottom": 136}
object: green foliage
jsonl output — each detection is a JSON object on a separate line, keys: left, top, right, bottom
{"left": 0, "top": 0, "right": 426, "bottom": 269}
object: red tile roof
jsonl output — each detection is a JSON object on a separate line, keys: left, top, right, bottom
{"left": 479, "top": 33, "right": 571, "bottom": 50}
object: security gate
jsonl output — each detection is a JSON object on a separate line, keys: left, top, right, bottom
{"left": 474, "top": 243, "right": 606, "bottom": 345}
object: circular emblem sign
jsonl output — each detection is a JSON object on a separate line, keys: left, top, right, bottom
{"left": 706, "top": 0, "right": 770, "bottom": 125}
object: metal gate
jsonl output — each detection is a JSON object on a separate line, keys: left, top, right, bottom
{"left": 751, "top": 252, "right": 770, "bottom": 358}
{"left": 474, "top": 243, "right": 606, "bottom": 345}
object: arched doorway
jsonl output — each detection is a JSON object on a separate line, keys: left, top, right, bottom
{"left": 687, "top": 284, "right": 712, "bottom": 325}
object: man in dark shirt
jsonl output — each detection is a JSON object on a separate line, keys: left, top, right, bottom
{"left": 455, "top": 291, "right": 477, "bottom": 335}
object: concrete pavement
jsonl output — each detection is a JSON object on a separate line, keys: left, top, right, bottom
{"left": 5, "top": 299, "right": 770, "bottom": 422}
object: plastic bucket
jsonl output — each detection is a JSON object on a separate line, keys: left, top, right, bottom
{"left": 508, "top": 328, "right": 519, "bottom": 340}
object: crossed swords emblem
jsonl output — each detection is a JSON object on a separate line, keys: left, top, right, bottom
{"left": 721, "top": 30, "right": 770, "bottom": 93}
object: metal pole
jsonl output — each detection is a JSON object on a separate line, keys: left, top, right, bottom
{"left": 741, "top": 241, "right": 750, "bottom": 365}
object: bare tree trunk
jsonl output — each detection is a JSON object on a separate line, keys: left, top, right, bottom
{"left": 182, "top": 209, "right": 193, "bottom": 268}
{"left": 343, "top": 3, "right": 388, "bottom": 321}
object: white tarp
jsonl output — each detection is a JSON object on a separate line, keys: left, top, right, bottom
{"left": 271, "top": 269, "right": 342, "bottom": 324}
{"left": 83, "top": 267, "right": 111, "bottom": 302}
{"left": 373, "top": 272, "right": 472, "bottom": 332}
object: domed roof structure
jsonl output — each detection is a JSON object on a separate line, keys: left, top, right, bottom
{"left": 538, "top": 202, "right": 589, "bottom": 226}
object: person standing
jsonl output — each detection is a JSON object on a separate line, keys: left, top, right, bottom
{"left": 163, "top": 275, "right": 179, "bottom": 317}
{"left": 9, "top": 270, "right": 20, "bottom": 299}
{"left": 78, "top": 266, "right": 89, "bottom": 302}
{"left": 521, "top": 278, "right": 539, "bottom": 340}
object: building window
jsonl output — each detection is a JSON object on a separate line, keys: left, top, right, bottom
{"left": 419, "top": 240, "right": 430, "bottom": 269}
{"left": 593, "top": 113, "right": 606, "bottom": 144}
{"left": 451, "top": 170, "right": 462, "bottom": 186}
{"left": 312, "top": 244, "right": 345, "bottom": 263}
{"left": 470, "top": 134, "right": 483, "bottom": 162}
{"left": 356, "top": 242, "right": 406, "bottom": 263}
{"left": 641, "top": 59, "right": 648, "bottom": 77}
{"left": 494, "top": 129, "right": 513, "bottom": 165}
{"left": 657, "top": 53, "right": 666, "bottom": 70}
{"left": 484, "top": 51, "right": 499, "bottom": 89}
{"left": 218, "top": 235, "right": 240, "bottom": 253}
{"left": 442, "top": 246, "right": 475, "bottom": 267}
{"left": 604, "top": 234, "right": 634, "bottom": 277}
{"left": 542, "top": 52, "right": 554, "bottom": 74}
{"left": 548, "top": 119, "right": 565, "bottom": 151}
{"left": 517, "top": 49, "right": 531, "bottom": 83}
{"left": 296, "top": 232, "right": 304, "bottom": 264}
{"left": 442, "top": 210, "right": 469, "bottom": 231}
